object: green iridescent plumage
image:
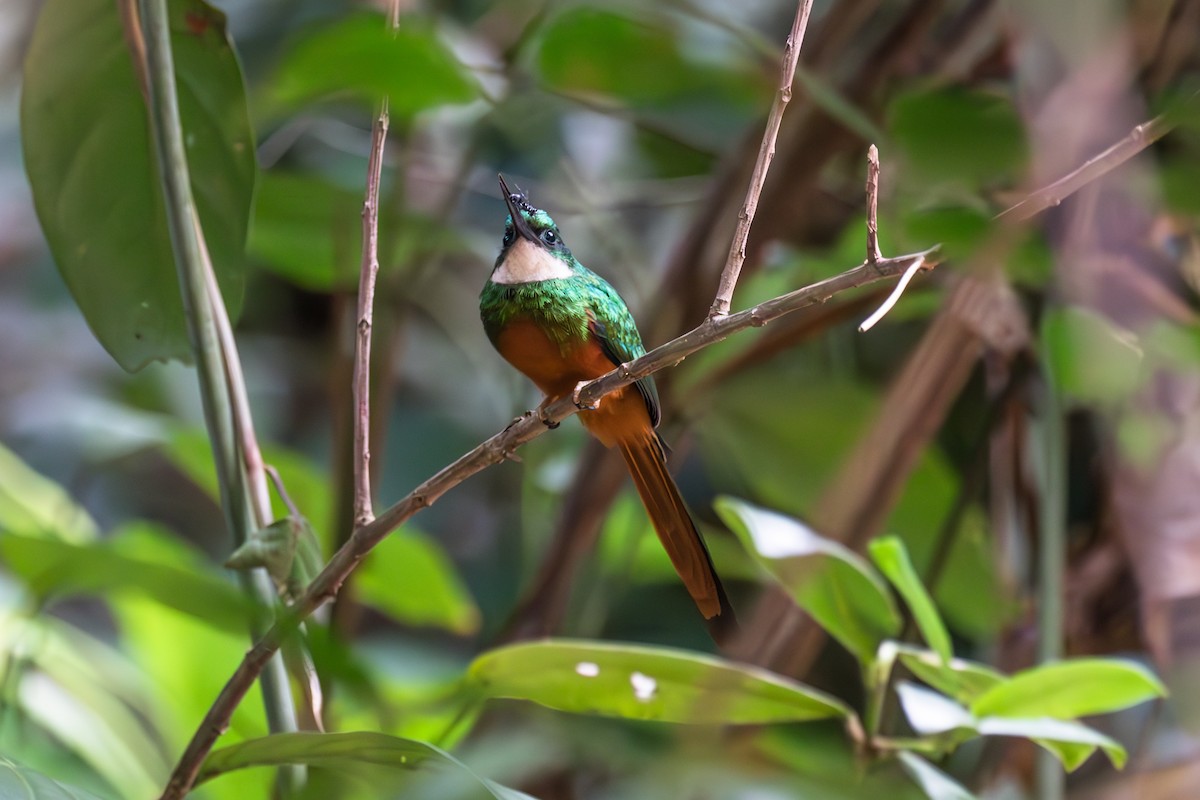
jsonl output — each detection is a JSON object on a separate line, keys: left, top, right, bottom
{"left": 479, "top": 192, "right": 661, "bottom": 426}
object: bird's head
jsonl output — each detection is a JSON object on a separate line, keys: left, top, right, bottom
{"left": 494, "top": 175, "right": 575, "bottom": 280}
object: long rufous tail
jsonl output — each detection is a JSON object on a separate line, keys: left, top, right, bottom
{"left": 617, "top": 430, "right": 738, "bottom": 642}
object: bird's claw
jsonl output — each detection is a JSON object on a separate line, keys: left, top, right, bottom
{"left": 536, "top": 400, "right": 560, "bottom": 429}
{"left": 573, "top": 381, "right": 600, "bottom": 411}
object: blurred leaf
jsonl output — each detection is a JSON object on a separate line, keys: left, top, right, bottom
{"left": 248, "top": 171, "right": 359, "bottom": 291}
{"left": 1161, "top": 155, "right": 1200, "bottom": 214}
{"left": 896, "top": 645, "right": 1004, "bottom": 705}
{"left": 19, "top": 671, "right": 163, "bottom": 799}
{"left": 536, "top": 8, "right": 767, "bottom": 115}
{"left": 0, "top": 756, "right": 112, "bottom": 800}
{"left": 356, "top": 529, "right": 481, "bottom": 635}
{"left": 869, "top": 537, "right": 952, "bottom": 664}
{"left": 269, "top": 13, "right": 477, "bottom": 116}
{"left": 895, "top": 682, "right": 974, "bottom": 736}
{"left": 795, "top": 67, "right": 886, "bottom": 143}
{"left": 468, "top": 640, "right": 851, "bottom": 724}
{"left": 1042, "top": 306, "right": 1143, "bottom": 407}
{"left": 0, "top": 522, "right": 253, "bottom": 633}
{"left": 900, "top": 206, "right": 989, "bottom": 262}
{"left": 164, "top": 428, "right": 334, "bottom": 547}
{"left": 0, "top": 442, "right": 97, "bottom": 543}
{"left": 110, "top": 594, "right": 272, "bottom": 797}
{"left": 896, "top": 682, "right": 1127, "bottom": 771}
{"left": 970, "top": 658, "right": 1165, "bottom": 720}
{"left": 976, "top": 716, "right": 1125, "bottom": 771}
{"left": 896, "top": 752, "right": 977, "bottom": 800}
{"left": 717, "top": 498, "right": 900, "bottom": 662}
{"left": 889, "top": 88, "right": 1025, "bottom": 189}
{"left": 698, "top": 376, "right": 876, "bottom": 518}
{"left": 196, "top": 731, "right": 537, "bottom": 799}
{"left": 21, "top": 0, "right": 251, "bottom": 370}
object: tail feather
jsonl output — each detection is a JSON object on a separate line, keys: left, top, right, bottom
{"left": 617, "top": 432, "right": 737, "bottom": 637}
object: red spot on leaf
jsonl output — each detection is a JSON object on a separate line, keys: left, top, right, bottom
{"left": 185, "top": 11, "right": 210, "bottom": 37}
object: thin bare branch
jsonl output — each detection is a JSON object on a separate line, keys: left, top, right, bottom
{"left": 858, "top": 254, "right": 930, "bottom": 332}
{"left": 708, "top": 0, "right": 815, "bottom": 318}
{"left": 995, "top": 112, "right": 1173, "bottom": 223}
{"left": 866, "top": 143, "right": 882, "bottom": 264}
{"left": 351, "top": 4, "right": 401, "bottom": 530}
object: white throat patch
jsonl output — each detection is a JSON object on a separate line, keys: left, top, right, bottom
{"left": 491, "top": 238, "right": 573, "bottom": 284}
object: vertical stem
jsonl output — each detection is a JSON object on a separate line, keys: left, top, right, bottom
{"left": 708, "top": 0, "right": 814, "bottom": 318}
{"left": 351, "top": 1, "right": 401, "bottom": 530}
{"left": 1036, "top": 363, "right": 1066, "bottom": 800}
{"left": 135, "top": 0, "right": 301, "bottom": 791}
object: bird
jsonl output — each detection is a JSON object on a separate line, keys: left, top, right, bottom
{"left": 479, "top": 175, "right": 737, "bottom": 642}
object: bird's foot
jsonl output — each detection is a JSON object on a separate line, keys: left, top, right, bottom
{"left": 536, "top": 399, "right": 560, "bottom": 429}
{"left": 572, "top": 380, "right": 600, "bottom": 411}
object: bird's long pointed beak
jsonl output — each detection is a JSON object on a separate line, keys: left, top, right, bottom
{"left": 498, "top": 174, "right": 538, "bottom": 244}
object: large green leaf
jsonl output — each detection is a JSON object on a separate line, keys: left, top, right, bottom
{"left": 0, "top": 442, "right": 97, "bottom": 543}
{"left": 196, "top": 732, "right": 537, "bottom": 799}
{"left": 0, "top": 756, "right": 111, "bottom": 800}
{"left": 21, "top": 0, "right": 252, "bottom": 371}
{"left": 869, "top": 537, "right": 952, "bottom": 664}
{"left": 0, "top": 523, "right": 253, "bottom": 633}
{"left": 889, "top": 87, "right": 1025, "bottom": 189}
{"left": 1041, "top": 306, "right": 1143, "bottom": 407}
{"left": 970, "top": 658, "right": 1165, "bottom": 720}
{"left": 268, "top": 13, "right": 477, "bottom": 116}
{"left": 716, "top": 498, "right": 900, "bottom": 662}
{"left": 467, "top": 640, "right": 851, "bottom": 724}
{"left": 356, "top": 529, "right": 481, "bottom": 635}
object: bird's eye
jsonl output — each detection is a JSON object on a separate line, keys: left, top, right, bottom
{"left": 502, "top": 225, "right": 514, "bottom": 246}
{"left": 541, "top": 229, "right": 558, "bottom": 245}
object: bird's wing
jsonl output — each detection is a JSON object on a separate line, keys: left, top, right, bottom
{"left": 581, "top": 273, "right": 661, "bottom": 428}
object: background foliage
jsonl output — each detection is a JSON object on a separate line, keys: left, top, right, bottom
{"left": 1, "top": 0, "right": 1198, "bottom": 797}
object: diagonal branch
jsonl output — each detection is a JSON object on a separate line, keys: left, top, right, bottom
{"left": 157, "top": 246, "right": 936, "bottom": 800}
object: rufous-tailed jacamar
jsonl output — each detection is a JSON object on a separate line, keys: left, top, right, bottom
{"left": 479, "top": 175, "right": 736, "bottom": 638}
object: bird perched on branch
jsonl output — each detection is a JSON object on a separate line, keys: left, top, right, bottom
{"left": 479, "top": 175, "right": 737, "bottom": 642}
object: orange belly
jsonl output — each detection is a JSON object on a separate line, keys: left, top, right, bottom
{"left": 493, "top": 317, "right": 652, "bottom": 447}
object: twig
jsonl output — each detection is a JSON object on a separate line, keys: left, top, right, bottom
{"left": 994, "top": 112, "right": 1173, "bottom": 223}
{"left": 708, "top": 0, "right": 814, "bottom": 318}
{"left": 351, "top": 105, "right": 387, "bottom": 529}
{"left": 858, "top": 256, "right": 929, "bottom": 333}
{"left": 156, "top": 247, "right": 935, "bottom": 800}
{"left": 857, "top": 145, "right": 932, "bottom": 333}
{"left": 865, "top": 144, "right": 882, "bottom": 264}
{"left": 351, "top": 3, "right": 401, "bottom": 531}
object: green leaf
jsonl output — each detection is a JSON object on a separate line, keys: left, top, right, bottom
{"left": 976, "top": 717, "right": 1126, "bottom": 770}
{"left": 895, "top": 645, "right": 1004, "bottom": 705}
{"left": 535, "top": 8, "right": 767, "bottom": 115}
{"left": 0, "top": 522, "right": 254, "bottom": 633}
{"left": 269, "top": 13, "right": 477, "bottom": 116}
{"left": 248, "top": 171, "right": 360, "bottom": 291}
{"left": 0, "top": 442, "right": 97, "bottom": 543}
{"left": 356, "top": 529, "right": 481, "bottom": 635}
{"left": 196, "top": 731, "right": 536, "bottom": 799}
{"left": 896, "top": 752, "right": 977, "bottom": 800}
{"left": 0, "top": 755, "right": 112, "bottom": 800}
{"left": 889, "top": 87, "right": 1026, "bottom": 189}
{"left": 468, "top": 640, "right": 851, "bottom": 724}
{"left": 21, "top": 0, "right": 252, "bottom": 370}
{"left": 970, "top": 658, "right": 1165, "bottom": 720}
{"left": 869, "top": 537, "right": 952, "bottom": 664}
{"left": 163, "top": 428, "right": 334, "bottom": 548}
{"left": 1042, "top": 306, "right": 1144, "bottom": 407}
{"left": 716, "top": 497, "right": 901, "bottom": 662}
